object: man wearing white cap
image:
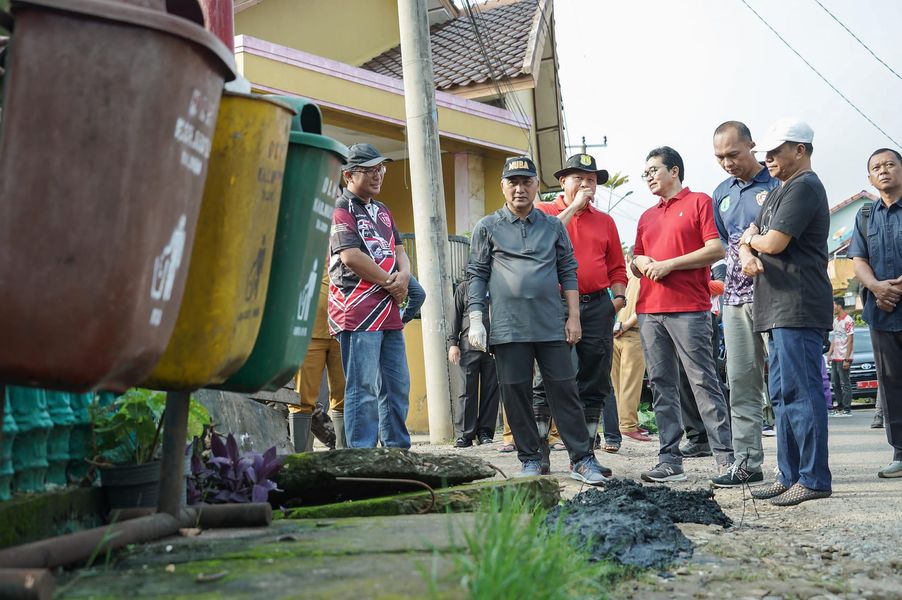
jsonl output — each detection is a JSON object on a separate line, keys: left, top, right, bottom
{"left": 738, "top": 118, "right": 833, "bottom": 506}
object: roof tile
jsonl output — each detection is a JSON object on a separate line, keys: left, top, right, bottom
{"left": 360, "top": 0, "right": 539, "bottom": 90}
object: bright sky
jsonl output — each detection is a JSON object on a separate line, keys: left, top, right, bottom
{"left": 553, "top": 0, "right": 902, "bottom": 243}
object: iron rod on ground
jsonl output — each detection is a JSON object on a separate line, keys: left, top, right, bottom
{"left": 0, "top": 514, "right": 180, "bottom": 569}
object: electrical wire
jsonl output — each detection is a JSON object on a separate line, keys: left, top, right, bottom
{"left": 462, "top": 0, "right": 534, "bottom": 154}
{"left": 739, "top": 0, "right": 902, "bottom": 149}
{"left": 812, "top": 0, "right": 902, "bottom": 83}
{"left": 470, "top": 0, "right": 534, "bottom": 114}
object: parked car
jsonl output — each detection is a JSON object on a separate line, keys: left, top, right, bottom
{"left": 828, "top": 326, "right": 878, "bottom": 402}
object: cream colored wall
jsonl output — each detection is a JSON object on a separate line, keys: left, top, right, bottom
{"left": 828, "top": 258, "right": 855, "bottom": 294}
{"left": 483, "top": 154, "right": 507, "bottom": 214}
{"left": 241, "top": 54, "right": 531, "bottom": 155}
{"left": 235, "top": 0, "right": 400, "bottom": 66}
{"left": 374, "top": 154, "right": 456, "bottom": 235}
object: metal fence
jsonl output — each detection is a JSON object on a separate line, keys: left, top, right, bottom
{"left": 399, "top": 233, "right": 470, "bottom": 288}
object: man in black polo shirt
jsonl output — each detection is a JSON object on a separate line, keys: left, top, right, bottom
{"left": 467, "top": 156, "right": 608, "bottom": 484}
{"left": 739, "top": 118, "right": 832, "bottom": 505}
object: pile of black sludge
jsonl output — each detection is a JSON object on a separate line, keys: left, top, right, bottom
{"left": 545, "top": 479, "right": 732, "bottom": 569}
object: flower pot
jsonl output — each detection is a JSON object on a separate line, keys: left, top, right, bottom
{"left": 100, "top": 461, "right": 161, "bottom": 509}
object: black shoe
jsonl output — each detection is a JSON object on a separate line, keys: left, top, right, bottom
{"left": 710, "top": 465, "right": 764, "bottom": 488}
{"left": 477, "top": 432, "right": 494, "bottom": 445}
{"left": 454, "top": 436, "right": 473, "bottom": 448}
{"left": 680, "top": 441, "right": 712, "bottom": 458}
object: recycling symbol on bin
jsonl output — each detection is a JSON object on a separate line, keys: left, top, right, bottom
{"left": 245, "top": 235, "right": 267, "bottom": 302}
{"left": 150, "top": 215, "right": 187, "bottom": 303}
{"left": 297, "top": 258, "right": 319, "bottom": 322}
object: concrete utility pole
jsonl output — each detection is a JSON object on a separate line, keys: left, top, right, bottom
{"left": 397, "top": 0, "right": 454, "bottom": 443}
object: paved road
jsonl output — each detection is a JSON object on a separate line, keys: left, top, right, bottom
{"left": 412, "top": 406, "right": 901, "bottom": 563}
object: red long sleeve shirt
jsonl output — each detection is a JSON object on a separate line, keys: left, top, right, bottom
{"left": 536, "top": 196, "right": 628, "bottom": 294}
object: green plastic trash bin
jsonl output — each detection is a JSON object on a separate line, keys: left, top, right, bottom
{"left": 219, "top": 97, "right": 347, "bottom": 393}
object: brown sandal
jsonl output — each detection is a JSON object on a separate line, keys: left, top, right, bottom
{"left": 603, "top": 442, "right": 620, "bottom": 454}
{"left": 770, "top": 483, "right": 832, "bottom": 506}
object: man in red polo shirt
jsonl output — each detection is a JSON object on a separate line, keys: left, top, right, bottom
{"left": 631, "top": 146, "right": 734, "bottom": 482}
{"left": 533, "top": 153, "right": 628, "bottom": 472}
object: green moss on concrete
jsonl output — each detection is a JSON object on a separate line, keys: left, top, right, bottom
{"left": 0, "top": 486, "right": 104, "bottom": 548}
{"left": 282, "top": 476, "right": 560, "bottom": 519}
{"left": 60, "top": 549, "right": 463, "bottom": 599}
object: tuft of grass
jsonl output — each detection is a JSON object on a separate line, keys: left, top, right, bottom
{"left": 426, "top": 489, "right": 631, "bottom": 600}
{"left": 637, "top": 405, "right": 659, "bottom": 434}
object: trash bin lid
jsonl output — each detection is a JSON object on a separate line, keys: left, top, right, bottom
{"left": 12, "top": 0, "right": 237, "bottom": 80}
{"left": 223, "top": 91, "right": 298, "bottom": 117}
{"left": 289, "top": 131, "right": 349, "bottom": 162}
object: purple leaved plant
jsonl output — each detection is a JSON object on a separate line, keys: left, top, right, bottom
{"left": 187, "top": 432, "right": 282, "bottom": 505}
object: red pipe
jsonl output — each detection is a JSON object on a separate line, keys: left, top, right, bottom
{"left": 199, "top": 0, "right": 235, "bottom": 52}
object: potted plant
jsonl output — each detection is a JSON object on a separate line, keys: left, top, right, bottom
{"left": 90, "top": 388, "right": 210, "bottom": 509}
{"left": 187, "top": 432, "right": 282, "bottom": 505}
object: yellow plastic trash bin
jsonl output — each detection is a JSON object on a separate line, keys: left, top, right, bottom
{"left": 143, "top": 92, "right": 294, "bottom": 391}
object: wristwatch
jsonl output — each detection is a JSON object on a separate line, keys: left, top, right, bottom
{"left": 613, "top": 294, "right": 627, "bottom": 302}
{"left": 742, "top": 233, "right": 756, "bottom": 247}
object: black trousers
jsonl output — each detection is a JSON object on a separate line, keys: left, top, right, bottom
{"left": 533, "top": 295, "right": 620, "bottom": 442}
{"left": 871, "top": 329, "right": 902, "bottom": 461}
{"left": 494, "top": 340, "right": 592, "bottom": 464}
{"left": 457, "top": 344, "right": 500, "bottom": 441}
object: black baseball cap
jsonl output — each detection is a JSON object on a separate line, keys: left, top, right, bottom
{"left": 553, "top": 153, "right": 609, "bottom": 184}
{"left": 343, "top": 143, "right": 393, "bottom": 171}
{"left": 502, "top": 156, "right": 538, "bottom": 178}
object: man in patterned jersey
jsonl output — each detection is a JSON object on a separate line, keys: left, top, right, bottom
{"left": 328, "top": 143, "right": 413, "bottom": 448}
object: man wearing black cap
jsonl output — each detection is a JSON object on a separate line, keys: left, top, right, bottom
{"left": 466, "top": 156, "right": 608, "bottom": 484}
{"left": 532, "top": 154, "right": 628, "bottom": 470}
{"left": 328, "top": 143, "right": 412, "bottom": 449}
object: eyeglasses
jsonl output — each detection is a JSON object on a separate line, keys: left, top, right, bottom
{"left": 642, "top": 166, "right": 669, "bottom": 179}
{"left": 350, "top": 164, "right": 387, "bottom": 177}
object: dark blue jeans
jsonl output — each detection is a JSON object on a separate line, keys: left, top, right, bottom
{"left": 401, "top": 276, "right": 425, "bottom": 324}
{"left": 769, "top": 328, "right": 832, "bottom": 491}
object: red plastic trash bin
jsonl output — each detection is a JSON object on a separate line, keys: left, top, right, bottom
{"left": 0, "top": 0, "right": 235, "bottom": 392}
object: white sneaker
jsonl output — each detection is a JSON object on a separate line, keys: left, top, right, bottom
{"left": 878, "top": 461, "right": 902, "bottom": 478}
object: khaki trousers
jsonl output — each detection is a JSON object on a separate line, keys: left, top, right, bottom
{"left": 502, "top": 408, "right": 561, "bottom": 445}
{"left": 611, "top": 329, "right": 645, "bottom": 432}
{"left": 288, "top": 337, "right": 345, "bottom": 415}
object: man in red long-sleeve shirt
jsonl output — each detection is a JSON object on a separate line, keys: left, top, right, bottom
{"left": 533, "top": 153, "right": 628, "bottom": 473}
